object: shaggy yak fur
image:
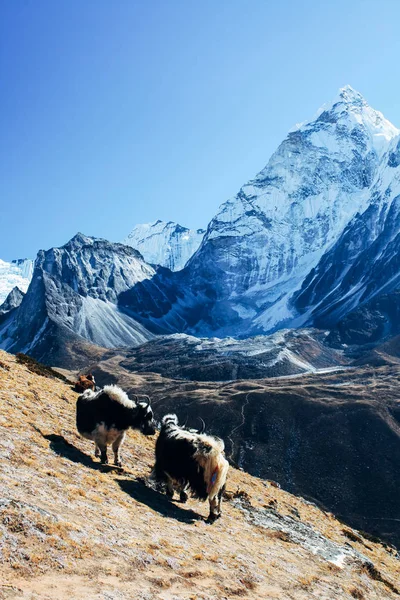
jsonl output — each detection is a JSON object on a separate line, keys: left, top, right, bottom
{"left": 152, "top": 414, "right": 229, "bottom": 522}
{"left": 76, "top": 385, "right": 156, "bottom": 466}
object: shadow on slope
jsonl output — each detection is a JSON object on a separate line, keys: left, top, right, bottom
{"left": 117, "top": 478, "right": 201, "bottom": 524}
{"left": 42, "top": 433, "right": 119, "bottom": 473}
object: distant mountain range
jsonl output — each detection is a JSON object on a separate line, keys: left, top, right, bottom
{"left": 2, "top": 86, "right": 400, "bottom": 364}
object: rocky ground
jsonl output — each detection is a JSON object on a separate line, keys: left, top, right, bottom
{"left": 0, "top": 350, "right": 399, "bottom": 599}
{"left": 111, "top": 330, "right": 348, "bottom": 381}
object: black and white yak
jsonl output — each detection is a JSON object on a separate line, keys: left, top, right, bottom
{"left": 151, "top": 414, "right": 229, "bottom": 522}
{"left": 76, "top": 385, "right": 156, "bottom": 466}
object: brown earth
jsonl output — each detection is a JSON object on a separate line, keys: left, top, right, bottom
{"left": 0, "top": 350, "right": 399, "bottom": 599}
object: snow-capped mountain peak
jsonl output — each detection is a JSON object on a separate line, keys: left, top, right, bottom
{"left": 331, "top": 84, "right": 369, "bottom": 110}
{"left": 164, "top": 86, "right": 400, "bottom": 335}
{"left": 0, "top": 286, "right": 25, "bottom": 315}
{"left": 292, "top": 86, "right": 399, "bottom": 158}
{"left": 123, "top": 220, "right": 205, "bottom": 271}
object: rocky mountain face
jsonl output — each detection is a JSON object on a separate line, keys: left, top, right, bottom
{"left": 0, "top": 234, "right": 156, "bottom": 365}
{"left": 0, "top": 257, "right": 33, "bottom": 303}
{"left": 123, "top": 220, "right": 205, "bottom": 271}
{"left": 115, "top": 330, "right": 348, "bottom": 382}
{"left": 294, "top": 133, "right": 400, "bottom": 345}
{"left": 0, "top": 286, "right": 25, "bottom": 315}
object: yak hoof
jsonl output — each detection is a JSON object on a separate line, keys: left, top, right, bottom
{"left": 166, "top": 489, "right": 174, "bottom": 499}
{"left": 206, "top": 513, "right": 221, "bottom": 524}
{"left": 114, "top": 460, "right": 122, "bottom": 467}
{"left": 180, "top": 491, "right": 188, "bottom": 503}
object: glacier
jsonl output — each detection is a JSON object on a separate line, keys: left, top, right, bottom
{"left": 0, "top": 258, "right": 34, "bottom": 303}
{"left": 123, "top": 220, "right": 205, "bottom": 271}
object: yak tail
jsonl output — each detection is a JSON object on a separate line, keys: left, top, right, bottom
{"left": 207, "top": 454, "right": 229, "bottom": 498}
{"left": 194, "top": 444, "right": 229, "bottom": 498}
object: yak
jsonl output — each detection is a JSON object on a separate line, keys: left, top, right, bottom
{"left": 76, "top": 385, "right": 156, "bottom": 466}
{"left": 151, "top": 414, "right": 229, "bottom": 522}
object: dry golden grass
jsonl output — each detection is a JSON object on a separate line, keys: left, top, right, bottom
{"left": 0, "top": 349, "right": 399, "bottom": 600}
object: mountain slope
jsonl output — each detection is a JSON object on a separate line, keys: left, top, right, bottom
{"left": 293, "top": 133, "right": 400, "bottom": 344}
{"left": 0, "top": 234, "right": 155, "bottom": 365}
{"left": 123, "top": 220, "right": 205, "bottom": 271}
{"left": 1, "top": 349, "right": 399, "bottom": 599}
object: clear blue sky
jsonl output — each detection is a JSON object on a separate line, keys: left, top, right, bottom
{"left": 1, "top": 0, "right": 400, "bottom": 260}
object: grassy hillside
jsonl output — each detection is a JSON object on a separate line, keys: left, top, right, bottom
{"left": 0, "top": 350, "right": 399, "bottom": 599}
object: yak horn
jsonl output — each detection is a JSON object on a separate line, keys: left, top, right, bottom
{"left": 141, "top": 395, "right": 150, "bottom": 408}
{"left": 197, "top": 417, "right": 206, "bottom": 434}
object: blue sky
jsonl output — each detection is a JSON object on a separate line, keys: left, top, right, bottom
{"left": 1, "top": 0, "right": 400, "bottom": 260}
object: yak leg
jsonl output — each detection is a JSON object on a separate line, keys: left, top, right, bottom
{"left": 165, "top": 476, "right": 175, "bottom": 499}
{"left": 207, "top": 495, "right": 221, "bottom": 523}
{"left": 217, "top": 485, "right": 225, "bottom": 514}
{"left": 94, "top": 435, "right": 108, "bottom": 464}
{"left": 112, "top": 432, "right": 125, "bottom": 467}
{"left": 208, "top": 485, "right": 225, "bottom": 521}
{"left": 180, "top": 483, "right": 189, "bottom": 503}
{"left": 94, "top": 443, "right": 101, "bottom": 458}
{"left": 98, "top": 444, "right": 108, "bottom": 464}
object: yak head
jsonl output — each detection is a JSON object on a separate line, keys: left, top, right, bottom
{"left": 133, "top": 396, "right": 156, "bottom": 435}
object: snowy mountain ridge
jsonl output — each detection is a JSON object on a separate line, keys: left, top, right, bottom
{"left": 123, "top": 220, "right": 205, "bottom": 271}
{"left": 290, "top": 85, "right": 398, "bottom": 155}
